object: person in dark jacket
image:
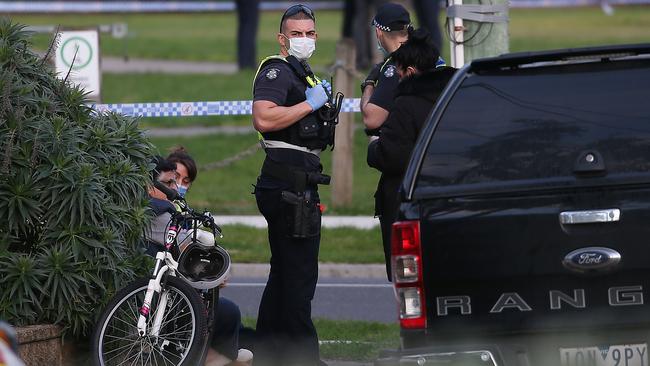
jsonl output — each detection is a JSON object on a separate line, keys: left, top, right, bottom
{"left": 367, "top": 28, "right": 456, "bottom": 280}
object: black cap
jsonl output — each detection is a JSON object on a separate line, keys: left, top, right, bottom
{"left": 372, "top": 3, "right": 411, "bottom": 32}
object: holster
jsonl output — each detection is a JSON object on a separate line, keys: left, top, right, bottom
{"left": 281, "top": 190, "right": 320, "bottom": 238}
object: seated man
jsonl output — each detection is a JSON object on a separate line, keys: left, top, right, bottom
{"left": 145, "top": 156, "right": 253, "bottom": 366}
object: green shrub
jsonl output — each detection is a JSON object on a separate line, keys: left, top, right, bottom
{"left": 0, "top": 18, "right": 154, "bottom": 336}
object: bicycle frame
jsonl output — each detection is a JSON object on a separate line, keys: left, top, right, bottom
{"left": 137, "top": 219, "right": 183, "bottom": 337}
{"left": 137, "top": 250, "right": 180, "bottom": 337}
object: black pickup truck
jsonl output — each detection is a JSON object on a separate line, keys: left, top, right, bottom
{"left": 376, "top": 44, "right": 650, "bottom": 366}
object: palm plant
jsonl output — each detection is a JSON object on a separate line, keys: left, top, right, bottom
{"left": 0, "top": 18, "right": 154, "bottom": 336}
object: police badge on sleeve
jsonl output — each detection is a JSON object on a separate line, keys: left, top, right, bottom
{"left": 266, "top": 68, "right": 280, "bottom": 80}
{"left": 384, "top": 65, "right": 395, "bottom": 78}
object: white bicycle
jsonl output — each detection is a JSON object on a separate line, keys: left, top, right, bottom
{"left": 91, "top": 184, "right": 231, "bottom": 366}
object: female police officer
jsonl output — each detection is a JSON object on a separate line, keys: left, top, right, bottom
{"left": 251, "top": 4, "right": 331, "bottom": 366}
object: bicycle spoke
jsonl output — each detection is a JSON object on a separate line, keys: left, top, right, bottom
{"left": 105, "top": 337, "right": 141, "bottom": 366}
{"left": 108, "top": 339, "right": 141, "bottom": 366}
{"left": 102, "top": 335, "right": 139, "bottom": 350}
{"left": 97, "top": 279, "right": 200, "bottom": 366}
{"left": 107, "top": 312, "right": 140, "bottom": 331}
{"left": 157, "top": 343, "right": 183, "bottom": 365}
{"left": 157, "top": 314, "right": 192, "bottom": 333}
{"left": 126, "top": 296, "right": 143, "bottom": 323}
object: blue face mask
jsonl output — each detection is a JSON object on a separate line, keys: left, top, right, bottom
{"left": 177, "top": 185, "right": 189, "bottom": 198}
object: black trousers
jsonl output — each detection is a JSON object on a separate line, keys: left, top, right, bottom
{"left": 235, "top": 0, "right": 260, "bottom": 69}
{"left": 254, "top": 187, "right": 321, "bottom": 366}
{"left": 413, "top": 0, "right": 443, "bottom": 53}
{"left": 212, "top": 297, "right": 242, "bottom": 361}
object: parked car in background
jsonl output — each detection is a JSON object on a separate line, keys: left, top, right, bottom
{"left": 376, "top": 44, "right": 650, "bottom": 366}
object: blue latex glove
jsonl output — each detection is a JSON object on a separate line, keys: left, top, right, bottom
{"left": 305, "top": 84, "right": 328, "bottom": 111}
{"left": 321, "top": 79, "right": 332, "bottom": 96}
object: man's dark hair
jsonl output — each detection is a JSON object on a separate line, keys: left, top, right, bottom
{"left": 150, "top": 155, "right": 176, "bottom": 181}
{"left": 280, "top": 4, "right": 315, "bottom": 33}
{"left": 167, "top": 146, "right": 197, "bottom": 183}
{"left": 391, "top": 28, "right": 440, "bottom": 73}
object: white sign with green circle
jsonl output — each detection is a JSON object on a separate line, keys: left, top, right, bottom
{"left": 55, "top": 30, "right": 101, "bottom": 101}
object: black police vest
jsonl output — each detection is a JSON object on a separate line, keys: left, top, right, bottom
{"left": 255, "top": 57, "right": 330, "bottom": 151}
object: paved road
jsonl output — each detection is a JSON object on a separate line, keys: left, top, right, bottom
{"left": 221, "top": 276, "right": 396, "bottom": 324}
{"left": 101, "top": 56, "right": 330, "bottom": 75}
{"left": 144, "top": 125, "right": 254, "bottom": 137}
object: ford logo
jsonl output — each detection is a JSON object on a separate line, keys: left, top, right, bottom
{"left": 563, "top": 247, "right": 621, "bottom": 273}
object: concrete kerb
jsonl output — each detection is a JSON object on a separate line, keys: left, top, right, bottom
{"left": 215, "top": 215, "right": 379, "bottom": 229}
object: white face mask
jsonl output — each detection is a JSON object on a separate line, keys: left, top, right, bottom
{"left": 284, "top": 36, "right": 316, "bottom": 60}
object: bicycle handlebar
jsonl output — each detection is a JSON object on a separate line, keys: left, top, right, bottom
{"left": 153, "top": 180, "right": 182, "bottom": 201}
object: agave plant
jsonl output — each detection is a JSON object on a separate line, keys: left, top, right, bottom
{"left": 0, "top": 18, "right": 154, "bottom": 336}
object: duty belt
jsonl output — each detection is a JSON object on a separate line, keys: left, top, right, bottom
{"left": 261, "top": 158, "right": 331, "bottom": 192}
{"left": 260, "top": 139, "right": 321, "bottom": 156}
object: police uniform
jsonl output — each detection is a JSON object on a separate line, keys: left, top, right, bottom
{"left": 252, "top": 55, "right": 326, "bottom": 366}
{"left": 368, "top": 57, "right": 400, "bottom": 113}
{"left": 365, "top": 3, "right": 447, "bottom": 117}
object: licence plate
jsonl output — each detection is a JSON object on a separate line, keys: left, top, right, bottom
{"left": 560, "top": 343, "right": 648, "bottom": 366}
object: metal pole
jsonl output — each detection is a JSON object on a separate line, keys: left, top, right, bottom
{"left": 449, "top": 0, "right": 465, "bottom": 68}
{"left": 458, "top": 0, "right": 509, "bottom": 64}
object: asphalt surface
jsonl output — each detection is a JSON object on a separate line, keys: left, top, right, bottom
{"left": 101, "top": 55, "right": 330, "bottom": 75}
{"left": 225, "top": 263, "right": 393, "bottom": 322}
{"left": 144, "top": 125, "right": 255, "bottom": 137}
{"left": 222, "top": 276, "right": 395, "bottom": 324}
{"left": 103, "top": 56, "right": 239, "bottom": 74}
{"left": 222, "top": 263, "right": 394, "bottom": 366}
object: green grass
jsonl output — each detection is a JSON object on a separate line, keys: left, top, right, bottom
{"left": 219, "top": 225, "right": 383, "bottom": 263}
{"left": 89, "top": 6, "right": 650, "bottom": 125}
{"left": 150, "top": 130, "right": 383, "bottom": 264}
{"left": 103, "top": 72, "right": 256, "bottom": 102}
{"left": 11, "top": 11, "right": 343, "bottom": 66}
{"left": 11, "top": 7, "right": 650, "bottom": 264}
{"left": 242, "top": 317, "right": 400, "bottom": 361}
{"left": 102, "top": 72, "right": 256, "bottom": 127}
{"left": 149, "top": 127, "right": 380, "bottom": 215}
{"left": 11, "top": 7, "right": 650, "bottom": 68}
{"left": 509, "top": 7, "right": 650, "bottom": 51}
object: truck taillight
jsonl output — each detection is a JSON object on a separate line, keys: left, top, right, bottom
{"left": 392, "top": 255, "right": 419, "bottom": 283}
{"left": 391, "top": 221, "right": 426, "bottom": 329}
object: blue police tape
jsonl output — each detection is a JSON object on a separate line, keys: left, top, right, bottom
{"left": 93, "top": 98, "right": 361, "bottom": 118}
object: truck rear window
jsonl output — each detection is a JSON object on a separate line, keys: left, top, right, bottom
{"left": 417, "top": 60, "right": 650, "bottom": 195}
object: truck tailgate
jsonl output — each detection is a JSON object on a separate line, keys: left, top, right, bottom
{"left": 419, "top": 185, "right": 650, "bottom": 336}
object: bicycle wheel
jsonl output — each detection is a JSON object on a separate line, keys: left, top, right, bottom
{"left": 91, "top": 276, "right": 207, "bottom": 366}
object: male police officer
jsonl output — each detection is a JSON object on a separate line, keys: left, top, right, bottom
{"left": 360, "top": 3, "right": 412, "bottom": 132}
{"left": 251, "top": 4, "right": 332, "bottom": 366}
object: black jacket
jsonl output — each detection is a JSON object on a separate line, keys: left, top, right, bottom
{"left": 367, "top": 67, "right": 456, "bottom": 219}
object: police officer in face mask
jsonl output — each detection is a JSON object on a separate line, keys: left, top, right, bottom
{"left": 360, "top": 3, "right": 412, "bottom": 134}
{"left": 361, "top": 4, "right": 446, "bottom": 135}
{"left": 251, "top": 4, "right": 335, "bottom": 366}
